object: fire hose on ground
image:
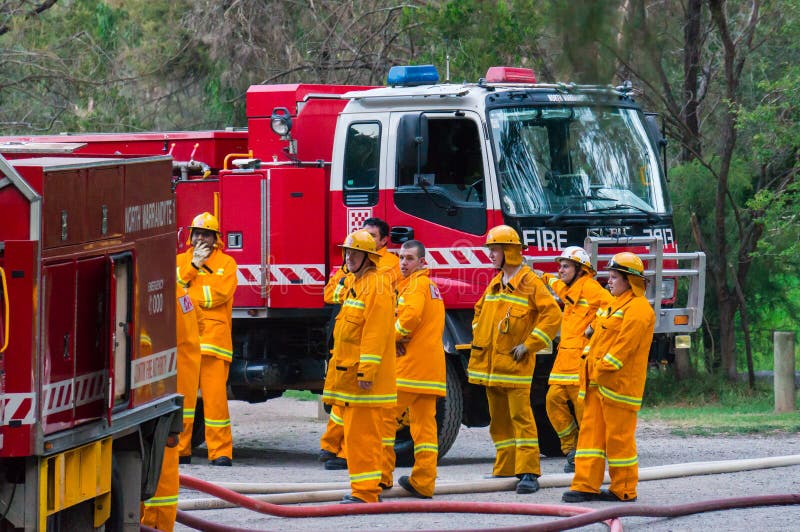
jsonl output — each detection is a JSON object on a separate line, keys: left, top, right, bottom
{"left": 173, "top": 454, "right": 800, "bottom": 531}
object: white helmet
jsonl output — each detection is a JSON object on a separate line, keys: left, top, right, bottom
{"left": 557, "top": 246, "right": 595, "bottom": 274}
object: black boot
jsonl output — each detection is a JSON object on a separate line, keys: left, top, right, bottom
{"left": 515, "top": 474, "right": 540, "bottom": 494}
{"left": 324, "top": 457, "right": 347, "bottom": 470}
{"left": 564, "top": 450, "right": 576, "bottom": 473}
{"left": 597, "top": 489, "right": 637, "bottom": 502}
{"left": 562, "top": 490, "right": 599, "bottom": 503}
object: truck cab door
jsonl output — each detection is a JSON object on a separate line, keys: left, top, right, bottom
{"left": 384, "top": 111, "right": 497, "bottom": 307}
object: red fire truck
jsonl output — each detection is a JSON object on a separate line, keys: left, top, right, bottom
{"left": 0, "top": 153, "right": 182, "bottom": 530}
{"left": 0, "top": 65, "right": 705, "bottom": 464}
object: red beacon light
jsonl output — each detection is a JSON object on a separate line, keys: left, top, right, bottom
{"left": 485, "top": 66, "right": 537, "bottom": 83}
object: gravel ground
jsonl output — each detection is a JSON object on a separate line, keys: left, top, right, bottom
{"left": 174, "top": 397, "right": 800, "bottom": 531}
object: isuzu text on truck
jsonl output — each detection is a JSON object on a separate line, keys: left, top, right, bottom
{"left": 0, "top": 64, "right": 705, "bottom": 463}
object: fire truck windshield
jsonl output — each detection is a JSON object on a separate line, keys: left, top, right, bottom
{"left": 488, "top": 105, "right": 669, "bottom": 217}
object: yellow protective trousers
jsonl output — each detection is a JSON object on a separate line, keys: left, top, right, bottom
{"left": 570, "top": 385, "right": 639, "bottom": 500}
{"left": 141, "top": 444, "right": 178, "bottom": 531}
{"left": 176, "top": 337, "right": 201, "bottom": 459}
{"left": 200, "top": 355, "right": 233, "bottom": 460}
{"left": 343, "top": 406, "right": 385, "bottom": 503}
{"left": 320, "top": 404, "right": 347, "bottom": 458}
{"left": 486, "top": 386, "right": 540, "bottom": 477}
{"left": 381, "top": 390, "right": 438, "bottom": 497}
{"left": 545, "top": 383, "right": 583, "bottom": 454}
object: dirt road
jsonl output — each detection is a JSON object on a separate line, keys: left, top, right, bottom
{"left": 174, "top": 397, "right": 800, "bottom": 531}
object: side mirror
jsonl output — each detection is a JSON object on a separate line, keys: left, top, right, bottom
{"left": 390, "top": 226, "right": 414, "bottom": 244}
{"left": 644, "top": 113, "right": 668, "bottom": 149}
{"left": 397, "top": 113, "right": 428, "bottom": 173}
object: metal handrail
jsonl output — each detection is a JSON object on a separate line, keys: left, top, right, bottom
{"left": 528, "top": 236, "right": 706, "bottom": 334}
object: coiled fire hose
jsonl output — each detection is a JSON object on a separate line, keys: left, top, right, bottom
{"left": 174, "top": 454, "right": 800, "bottom": 531}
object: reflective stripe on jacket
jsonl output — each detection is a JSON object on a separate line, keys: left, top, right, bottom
{"left": 176, "top": 247, "right": 238, "bottom": 362}
{"left": 542, "top": 273, "right": 611, "bottom": 385}
{"left": 395, "top": 269, "right": 446, "bottom": 396}
{"left": 585, "top": 290, "right": 655, "bottom": 411}
{"left": 468, "top": 266, "right": 561, "bottom": 388}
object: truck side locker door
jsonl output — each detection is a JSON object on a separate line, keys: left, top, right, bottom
{"left": 107, "top": 252, "right": 133, "bottom": 423}
{"left": 41, "top": 261, "right": 76, "bottom": 434}
{"left": 329, "top": 114, "right": 388, "bottom": 265}
{"left": 74, "top": 256, "right": 108, "bottom": 426}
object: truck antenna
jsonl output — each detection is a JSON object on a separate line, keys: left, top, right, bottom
{"left": 445, "top": 54, "right": 451, "bottom": 83}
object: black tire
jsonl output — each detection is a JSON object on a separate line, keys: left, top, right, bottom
{"left": 394, "top": 358, "right": 463, "bottom": 467}
{"left": 190, "top": 397, "right": 205, "bottom": 448}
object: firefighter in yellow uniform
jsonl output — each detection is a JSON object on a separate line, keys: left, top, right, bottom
{"left": 318, "top": 267, "right": 351, "bottom": 470}
{"left": 176, "top": 280, "right": 203, "bottom": 465}
{"left": 380, "top": 239, "right": 445, "bottom": 498}
{"left": 562, "top": 252, "right": 655, "bottom": 503}
{"left": 468, "top": 225, "right": 561, "bottom": 494}
{"left": 141, "top": 284, "right": 201, "bottom": 531}
{"left": 176, "top": 212, "right": 238, "bottom": 466}
{"left": 322, "top": 229, "right": 396, "bottom": 503}
{"left": 319, "top": 217, "right": 400, "bottom": 471}
{"left": 540, "top": 246, "right": 611, "bottom": 473}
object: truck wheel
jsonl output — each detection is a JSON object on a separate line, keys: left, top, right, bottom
{"left": 394, "top": 359, "right": 463, "bottom": 467}
{"left": 190, "top": 398, "right": 205, "bottom": 448}
{"left": 533, "top": 403, "right": 563, "bottom": 457}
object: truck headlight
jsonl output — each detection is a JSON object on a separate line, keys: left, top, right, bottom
{"left": 270, "top": 107, "right": 292, "bottom": 137}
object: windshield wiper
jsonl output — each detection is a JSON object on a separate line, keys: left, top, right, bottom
{"left": 545, "top": 193, "right": 615, "bottom": 225}
{"left": 586, "top": 203, "right": 662, "bottom": 223}
{"left": 545, "top": 206, "right": 571, "bottom": 225}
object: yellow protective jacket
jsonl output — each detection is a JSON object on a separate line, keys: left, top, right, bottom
{"left": 542, "top": 273, "right": 611, "bottom": 386}
{"left": 394, "top": 269, "right": 446, "bottom": 397}
{"left": 324, "top": 266, "right": 350, "bottom": 304}
{"left": 323, "top": 268, "right": 397, "bottom": 407}
{"left": 376, "top": 247, "right": 401, "bottom": 289}
{"left": 324, "top": 248, "right": 399, "bottom": 304}
{"left": 584, "top": 289, "right": 655, "bottom": 411}
{"left": 176, "top": 247, "right": 238, "bottom": 362}
{"left": 468, "top": 266, "right": 562, "bottom": 388}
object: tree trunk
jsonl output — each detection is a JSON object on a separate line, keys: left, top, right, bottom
{"left": 717, "top": 295, "right": 738, "bottom": 382}
{"left": 681, "top": 0, "right": 703, "bottom": 161}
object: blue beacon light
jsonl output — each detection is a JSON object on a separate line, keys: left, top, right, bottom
{"left": 387, "top": 65, "right": 440, "bottom": 86}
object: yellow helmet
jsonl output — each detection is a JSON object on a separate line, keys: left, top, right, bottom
{"left": 340, "top": 229, "right": 381, "bottom": 265}
{"left": 187, "top": 212, "right": 221, "bottom": 246}
{"left": 558, "top": 246, "right": 595, "bottom": 274}
{"left": 486, "top": 225, "right": 522, "bottom": 246}
{"left": 485, "top": 225, "right": 523, "bottom": 266}
{"left": 606, "top": 252, "right": 646, "bottom": 296}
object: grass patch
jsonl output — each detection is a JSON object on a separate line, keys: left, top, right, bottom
{"left": 282, "top": 390, "right": 319, "bottom": 401}
{"left": 640, "top": 369, "right": 800, "bottom": 435}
